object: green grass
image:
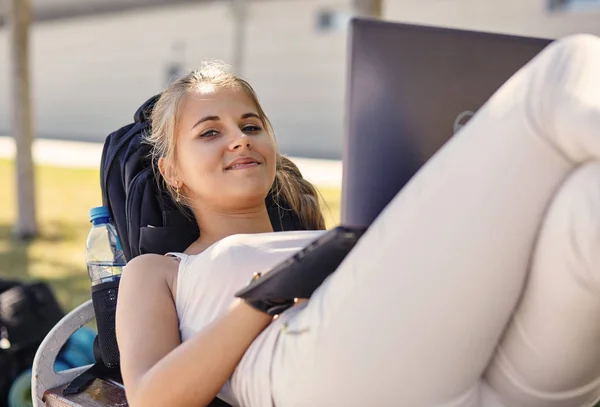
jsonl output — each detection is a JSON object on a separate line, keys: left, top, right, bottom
{"left": 0, "top": 159, "right": 341, "bottom": 313}
{"left": 317, "top": 187, "right": 342, "bottom": 230}
{"left": 0, "top": 159, "right": 103, "bottom": 312}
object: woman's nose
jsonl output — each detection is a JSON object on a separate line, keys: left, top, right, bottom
{"left": 230, "top": 130, "right": 252, "bottom": 151}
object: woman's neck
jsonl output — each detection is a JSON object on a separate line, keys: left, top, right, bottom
{"left": 188, "top": 204, "right": 274, "bottom": 254}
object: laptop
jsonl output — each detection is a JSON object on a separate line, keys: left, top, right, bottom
{"left": 236, "top": 18, "right": 552, "bottom": 301}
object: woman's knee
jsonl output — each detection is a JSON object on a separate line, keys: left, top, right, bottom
{"left": 534, "top": 33, "right": 600, "bottom": 87}
{"left": 483, "top": 163, "right": 600, "bottom": 407}
{"left": 515, "top": 162, "right": 600, "bottom": 294}
{"left": 543, "top": 34, "right": 600, "bottom": 68}
{"left": 551, "top": 162, "right": 600, "bottom": 288}
{"left": 555, "top": 33, "right": 600, "bottom": 52}
{"left": 533, "top": 33, "right": 600, "bottom": 163}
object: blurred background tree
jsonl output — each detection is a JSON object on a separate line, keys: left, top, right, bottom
{"left": 9, "top": 0, "right": 37, "bottom": 240}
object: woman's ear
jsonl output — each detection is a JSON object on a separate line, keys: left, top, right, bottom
{"left": 158, "top": 157, "right": 179, "bottom": 188}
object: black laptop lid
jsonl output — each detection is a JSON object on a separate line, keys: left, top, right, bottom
{"left": 341, "top": 18, "right": 552, "bottom": 228}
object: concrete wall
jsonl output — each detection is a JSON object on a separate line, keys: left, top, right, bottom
{"left": 0, "top": 0, "right": 351, "bottom": 159}
{"left": 1, "top": 0, "right": 599, "bottom": 159}
{"left": 383, "top": 0, "right": 600, "bottom": 38}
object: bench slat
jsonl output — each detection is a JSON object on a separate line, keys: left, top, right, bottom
{"left": 44, "top": 378, "right": 128, "bottom": 407}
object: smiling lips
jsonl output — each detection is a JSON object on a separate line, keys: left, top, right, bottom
{"left": 225, "top": 157, "right": 260, "bottom": 170}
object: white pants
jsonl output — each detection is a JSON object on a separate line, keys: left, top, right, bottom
{"left": 270, "top": 34, "right": 600, "bottom": 407}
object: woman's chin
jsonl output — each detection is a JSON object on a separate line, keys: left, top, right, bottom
{"left": 225, "top": 185, "right": 271, "bottom": 205}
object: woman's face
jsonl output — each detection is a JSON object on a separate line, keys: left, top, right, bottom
{"left": 171, "top": 85, "right": 277, "bottom": 211}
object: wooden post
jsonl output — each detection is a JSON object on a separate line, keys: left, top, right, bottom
{"left": 352, "top": 0, "right": 383, "bottom": 17}
{"left": 10, "top": 0, "right": 38, "bottom": 239}
{"left": 231, "top": 0, "right": 248, "bottom": 76}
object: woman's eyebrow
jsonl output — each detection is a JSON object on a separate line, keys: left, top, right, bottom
{"left": 241, "top": 113, "right": 260, "bottom": 120}
{"left": 191, "top": 113, "right": 260, "bottom": 130}
{"left": 191, "top": 115, "right": 220, "bottom": 130}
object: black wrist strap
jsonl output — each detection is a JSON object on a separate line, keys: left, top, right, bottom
{"left": 242, "top": 272, "right": 296, "bottom": 316}
{"left": 245, "top": 298, "right": 296, "bottom": 316}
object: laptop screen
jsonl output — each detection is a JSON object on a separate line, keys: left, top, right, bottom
{"left": 341, "top": 18, "right": 551, "bottom": 228}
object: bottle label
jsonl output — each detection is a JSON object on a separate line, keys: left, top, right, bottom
{"left": 115, "top": 235, "right": 123, "bottom": 251}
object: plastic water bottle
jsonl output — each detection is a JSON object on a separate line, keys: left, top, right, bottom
{"left": 86, "top": 206, "right": 126, "bottom": 285}
{"left": 85, "top": 206, "right": 126, "bottom": 368}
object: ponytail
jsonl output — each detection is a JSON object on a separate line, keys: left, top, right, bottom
{"left": 271, "top": 155, "right": 326, "bottom": 231}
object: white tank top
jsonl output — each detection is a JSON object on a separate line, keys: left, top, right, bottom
{"left": 169, "top": 230, "right": 326, "bottom": 407}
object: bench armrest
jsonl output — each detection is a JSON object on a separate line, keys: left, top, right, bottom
{"left": 32, "top": 299, "right": 95, "bottom": 407}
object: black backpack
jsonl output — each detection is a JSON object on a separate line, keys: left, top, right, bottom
{"left": 100, "top": 94, "right": 307, "bottom": 262}
{"left": 0, "top": 279, "right": 64, "bottom": 405}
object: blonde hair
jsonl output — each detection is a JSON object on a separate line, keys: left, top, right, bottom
{"left": 145, "top": 61, "right": 325, "bottom": 231}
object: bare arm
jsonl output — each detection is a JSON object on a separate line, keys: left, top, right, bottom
{"left": 116, "top": 254, "right": 272, "bottom": 407}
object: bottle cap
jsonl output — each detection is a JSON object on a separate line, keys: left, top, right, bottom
{"left": 89, "top": 206, "right": 110, "bottom": 223}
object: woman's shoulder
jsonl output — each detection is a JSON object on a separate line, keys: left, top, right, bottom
{"left": 121, "top": 253, "right": 180, "bottom": 294}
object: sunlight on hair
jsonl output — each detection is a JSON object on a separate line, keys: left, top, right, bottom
{"left": 145, "top": 61, "right": 326, "bottom": 231}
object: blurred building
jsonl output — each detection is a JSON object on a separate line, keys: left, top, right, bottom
{"left": 0, "top": 0, "right": 352, "bottom": 159}
{"left": 0, "top": 0, "right": 598, "bottom": 159}
{"left": 385, "top": 0, "right": 600, "bottom": 38}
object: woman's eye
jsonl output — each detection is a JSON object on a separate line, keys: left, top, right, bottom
{"left": 199, "top": 130, "right": 219, "bottom": 138}
{"left": 242, "top": 125, "right": 262, "bottom": 133}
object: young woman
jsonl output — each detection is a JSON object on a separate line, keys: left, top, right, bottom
{"left": 116, "top": 34, "right": 600, "bottom": 407}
